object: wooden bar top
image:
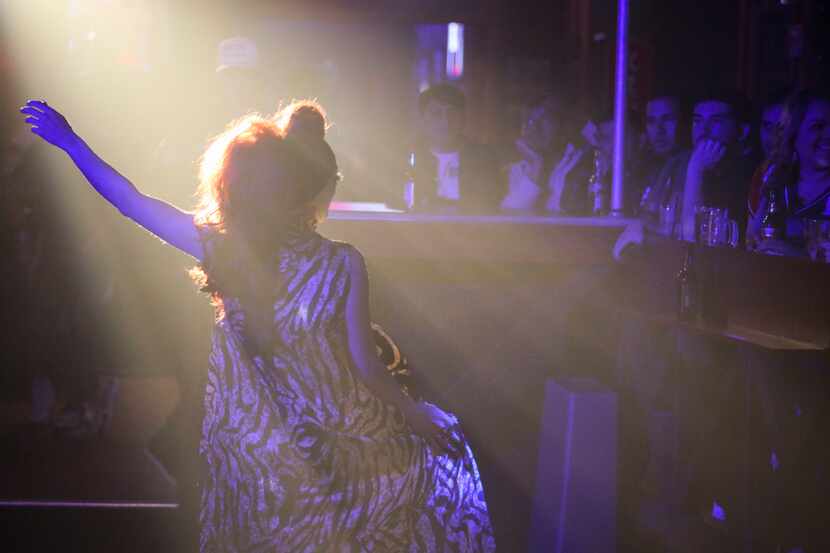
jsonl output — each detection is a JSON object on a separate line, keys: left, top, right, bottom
{"left": 324, "top": 209, "right": 830, "bottom": 351}
{"left": 322, "top": 209, "right": 633, "bottom": 266}
{"left": 619, "top": 234, "right": 830, "bottom": 351}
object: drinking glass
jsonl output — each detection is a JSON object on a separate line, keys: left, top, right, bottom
{"left": 695, "top": 206, "right": 739, "bottom": 247}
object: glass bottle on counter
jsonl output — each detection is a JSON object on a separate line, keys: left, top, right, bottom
{"left": 760, "top": 186, "right": 787, "bottom": 241}
{"left": 589, "top": 149, "right": 608, "bottom": 215}
{"left": 758, "top": 161, "right": 789, "bottom": 241}
{"left": 403, "top": 152, "right": 416, "bottom": 211}
{"left": 676, "top": 243, "right": 698, "bottom": 322}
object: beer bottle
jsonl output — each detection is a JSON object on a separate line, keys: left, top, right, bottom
{"left": 677, "top": 243, "right": 698, "bottom": 322}
{"left": 759, "top": 162, "right": 788, "bottom": 240}
{"left": 589, "top": 149, "right": 607, "bottom": 215}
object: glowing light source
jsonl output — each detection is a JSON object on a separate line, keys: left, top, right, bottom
{"left": 446, "top": 23, "right": 464, "bottom": 79}
{"left": 711, "top": 501, "right": 726, "bottom": 521}
{"left": 329, "top": 201, "right": 403, "bottom": 213}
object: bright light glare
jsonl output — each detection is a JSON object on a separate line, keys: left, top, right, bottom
{"left": 446, "top": 23, "right": 464, "bottom": 79}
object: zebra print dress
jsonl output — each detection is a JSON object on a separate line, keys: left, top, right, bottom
{"left": 199, "top": 232, "right": 495, "bottom": 552}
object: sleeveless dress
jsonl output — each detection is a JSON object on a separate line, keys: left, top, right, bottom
{"left": 198, "top": 231, "right": 495, "bottom": 552}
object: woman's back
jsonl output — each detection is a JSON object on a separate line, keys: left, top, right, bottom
{"left": 200, "top": 232, "right": 495, "bottom": 552}
{"left": 203, "top": 232, "right": 373, "bottom": 421}
{"left": 216, "top": 232, "right": 351, "bottom": 343}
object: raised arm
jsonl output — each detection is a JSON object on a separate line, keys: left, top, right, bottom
{"left": 20, "top": 100, "right": 204, "bottom": 261}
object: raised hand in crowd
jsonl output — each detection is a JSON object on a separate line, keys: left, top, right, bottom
{"left": 612, "top": 219, "right": 644, "bottom": 261}
{"left": 689, "top": 138, "right": 727, "bottom": 173}
{"left": 680, "top": 139, "right": 728, "bottom": 239}
{"left": 514, "top": 136, "right": 545, "bottom": 184}
{"left": 546, "top": 143, "right": 584, "bottom": 212}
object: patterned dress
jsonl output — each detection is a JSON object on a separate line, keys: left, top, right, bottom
{"left": 199, "top": 232, "right": 495, "bottom": 552}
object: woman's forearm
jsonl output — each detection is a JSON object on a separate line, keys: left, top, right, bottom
{"left": 352, "top": 355, "right": 417, "bottom": 416}
{"left": 64, "top": 134, "right": 144, "bottom": 217}
{"left": 63, "top": 134, "right": 203, "bottom": 258}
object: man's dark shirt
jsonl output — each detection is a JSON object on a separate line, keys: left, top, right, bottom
{"left": 629, "top": 151, "right": 677, "bottom": 216}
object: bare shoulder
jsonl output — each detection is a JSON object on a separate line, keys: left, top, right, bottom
{"left": 326, "top": 239, "right": 366, "bottom": 275}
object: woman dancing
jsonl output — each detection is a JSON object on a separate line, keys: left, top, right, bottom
{"left": 20, "top": 99, "right": 495, "bottom": 552}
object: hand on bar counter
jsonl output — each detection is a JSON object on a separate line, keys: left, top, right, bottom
{"left": 613, "top": 219, "right": 644, "bottom": 261}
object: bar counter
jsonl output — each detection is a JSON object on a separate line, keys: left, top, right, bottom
{"left": 325, "top": 211, "right": 830, "bottom": 349}
{"left": 616, "top": 233, "right": 830, "bottom": 351}
{"left": 325, "top": 211, "right": 632, "bottom": 264}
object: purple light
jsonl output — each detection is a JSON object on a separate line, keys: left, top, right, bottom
{"left": 611, "top": 0, "right": 629, "bottom": 215}
{"left": 329, "top": 201, "right": 402, "bottom": 213}
{"left": 711, "top": 501, "right": 727, "bottom": 522}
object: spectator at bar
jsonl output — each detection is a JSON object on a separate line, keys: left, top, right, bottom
{"left": 550, "top": 108, "right": 632, "bottom": 215}
{"left": 760, "top": 90, "right": 789, "bottom": 160}
{"left": 632, "top": 94, "right": 685, "bottom": 217}
{"left": 411, "top": 84, "right": 500, "bottom": 213}
{"left": 500, "top": 96, "right": 567, "bottom": 211}
{"left": 746, "top": 89, "right": 791, "bottom": 221}
{"left": 678, "top": 89, "right": 757, "bottom": 241}
{"left": 747, "top": 90, "right": 830, "bottom": 254}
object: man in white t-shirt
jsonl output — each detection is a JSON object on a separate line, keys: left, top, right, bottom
{"left": 412, "top": 84, "right": 499, "bottom": 212}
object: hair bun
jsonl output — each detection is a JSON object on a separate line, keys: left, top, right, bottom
{"left": 277, "top": 101, "right": 339, "bottom": 197}
{"left": 285, "top": 104, "right": 327, "bottom": 142}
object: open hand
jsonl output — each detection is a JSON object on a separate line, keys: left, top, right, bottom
{"left": 404, "top": 401, "right": 462, "bottom": 458}
{"left": 515, "top": 137, "right": 544, "bottom": 181}
{"left": 613, "top": 219, "right": 644, "bottom": 261}
{"left": 20, "top": 100, "right": 77, "bottom": 152}
{"left": 546, "top": 143, "right": 584, "bottom": 212}
{"left": 581, "top": 120, "right": 599, "bottom": 148}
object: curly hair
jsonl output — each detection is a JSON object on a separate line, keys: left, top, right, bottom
{"left": 190, "top": 100, "right": 339, "bottom": 322}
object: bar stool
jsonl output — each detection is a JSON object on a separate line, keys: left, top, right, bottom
{"left": 529, "top": 378, "right": 617, "bottom": 553}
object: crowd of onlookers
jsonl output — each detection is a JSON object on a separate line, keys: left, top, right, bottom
{"left": 409, "top": 82, "right": 830, "bottom": 262}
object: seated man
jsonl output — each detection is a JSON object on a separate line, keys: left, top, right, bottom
{"left": 411, "top": 84, "right": 500, "bottom": 213}
{"left": 678, "top": 89, "right": 757, "bottom": 242}
{"left": 633, "top": 93, "right": 684, "bottom": 217}
{"left": 616, "top": 89, "right": 757, "bottom": 257}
